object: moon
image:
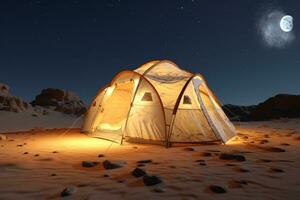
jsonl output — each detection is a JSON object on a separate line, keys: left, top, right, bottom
{"left": 280, "top": 15, "right": 293, "bottom": 32}
{"left": 258, "top": 11, "right": 295, "bottom": 48}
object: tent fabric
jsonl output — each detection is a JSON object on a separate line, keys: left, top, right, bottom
{"left": 82, "top": 60, "right": 236, "bottom": 146}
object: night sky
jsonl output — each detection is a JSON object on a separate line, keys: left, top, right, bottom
{"left": 1, "top": 0, "right": 299, "bottom": 106}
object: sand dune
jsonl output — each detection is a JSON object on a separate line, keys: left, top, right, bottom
{"left": 0, "top": 119, "right": 300, "bottom": 199}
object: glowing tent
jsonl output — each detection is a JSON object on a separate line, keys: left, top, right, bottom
{"left": 82, "top": 60, "right": 236, "bottom": 147}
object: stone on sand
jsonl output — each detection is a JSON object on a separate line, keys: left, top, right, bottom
{"left": 269, "top": 167, "right": 284, "bottom": 173}
{"left": 82, "top": 161, "right": 99, "bottom": 168}
{"left": 143, "top": 175, "right": 162, "bottom": 186}
{"left": 219, "top": 153, "right": 246, "bottom": 162}
{"left": 132, "top": 167, "right": 147, "bottom": 177}
{"left": 103, "top": 160, "right": 122, "bottom": 170}
{"left": 61, "top": 185, "right": 77, "bottom": 197}
{"left": 183, "top": 147, "right": 194, "bottom": 151}
{"left": 137, "top": 159, "right": 152, "bottom": 164}
{"left": 200, "top": 152, "right": 212, "bottom": 157}
{"left": 207, "top": 185, "right": 227, "bottom": 194}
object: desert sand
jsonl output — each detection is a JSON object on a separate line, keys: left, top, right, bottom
{"left": 0, "top": 119, "right": 300, "bottom": 200}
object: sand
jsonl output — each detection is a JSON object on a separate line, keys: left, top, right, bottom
{"left": 0, "top": 119, "right": 300, "bottom": 200}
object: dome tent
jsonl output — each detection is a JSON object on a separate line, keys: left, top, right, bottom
{"left": 82, "top": 60, "right": 236, "bottom": 147}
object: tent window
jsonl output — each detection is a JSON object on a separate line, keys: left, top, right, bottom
{"left": 183, "top": 95, "right": 192, "bottom": 104}
{"left": 141, "top": 92, "right": 153, "bottom": 101}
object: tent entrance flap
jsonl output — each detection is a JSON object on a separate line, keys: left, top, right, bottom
{"left": 95, "top": 81, "right": 134, "bottom": 142}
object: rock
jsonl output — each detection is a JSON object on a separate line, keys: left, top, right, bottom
{"left": 0, "top": 83, "right": 9, "bottom": 94}
{"left": 219, "top": 153, "right": 246, "bottom": 162}
{"left": 132, "top": 168, "right": 147, "bottom": 177}
{"left": 269, "top": 167, "right": 284, "bottom": 173}
{"left": 183, "top": 147, "right": 194, "bottom": 151}
{"left": 51, "top": 173, "right": 57, "bottom": 176}
{"left": 34, "top": 154, "right": 39, "bottom": 157}
{"left": 233, "top": 167, "right": 249, "bottom": 173}
{"left": 52, "top": 151, "right": 59, "bottom": 153}
{"left": 256, "top": 159, "right": 272, "bottom": 163}
{"left": 31, "top": 88, "right": 86, "bottom": 116}
{"left": 143, "top": 175, "right": 162, "bottom": 186}
{"left": 82, "top": 161, "right": 99, "bottom": 167}
{"left": 137, "top": 159, "right": 152, "bottom": 164}
{"left": 0, "top": 134, "right": 7, "bottom": 141}
{"left": 200, "top": 152, "right": 212, "bottom": 157}
{"left": 280, "top": 143, "right": 290, "bottom": 146}
{"left": 199, "top": 163, "right": 207, "bottom": 166}
{"left": 42, "top": 109, "right": 50, "bottom": 115}
{"left": 61, "top": 186, "right": 77, "bottom": 197}
{"left": 98, "top": 154, "right": 105, "bottom": 157}
{"left": 103, "top": 160, "right": 122, "bottom": 170}
{"left": 23, "top": 152, "right": 29, "bottom": 155}
{"left": 152, "top": 188, "right": 165, "bottom": 193}
{"left": 208, "top": 185, "right": 227, "bottom": 194}
{"left": 0, "top": 83, "right": 30, "bottom": 113}
{"left": 226, "top": 163, "right": 236, "bottom": 166}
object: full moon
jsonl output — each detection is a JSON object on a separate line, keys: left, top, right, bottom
{"left": 280, "top": 15, "right": 293, "bottom": 32}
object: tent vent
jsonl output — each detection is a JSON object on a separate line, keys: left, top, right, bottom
{"left": 141, "top": 92, "right": 153, "bottom": 101}
{"left": 183, "top": 95, "right": 192, "bottom": 104}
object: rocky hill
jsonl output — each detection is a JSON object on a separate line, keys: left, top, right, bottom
{"left": 31, "top": 88, "right": 86, "bottom": 116}
{"left": 223, "top": 94, "right": 300, "bottom": 121}
{"left": 0, "top": 83, "right": 86, "bottom": 116}
{"left": 0, "top": 83, "right": 31, "bottom": 112}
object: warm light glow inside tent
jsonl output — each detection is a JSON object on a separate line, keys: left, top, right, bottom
{"left": 82, "top": 60, "right": 236, "bottom": 147}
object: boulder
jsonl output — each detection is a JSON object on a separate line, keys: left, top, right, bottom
{"left": 31, "top": 88, "right": 86, "bottom": 116}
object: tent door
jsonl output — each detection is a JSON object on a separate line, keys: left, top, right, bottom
{"left": 94, "top": 81, "right": 134, "bottom": 142}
